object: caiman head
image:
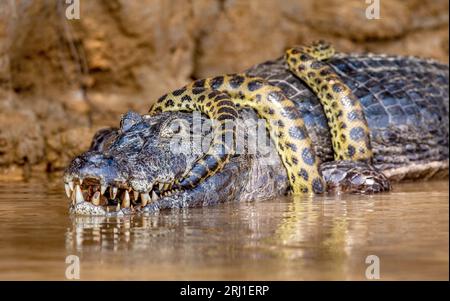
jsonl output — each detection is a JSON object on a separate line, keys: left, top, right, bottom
{"left": 63, "top": 111, "right": 214, "bottom": 216}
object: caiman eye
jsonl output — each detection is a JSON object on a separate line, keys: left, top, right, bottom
{"left": 113, "top": 132, "right": 144, "bottom": 151}
{"left": 160, "top": 119, "right": 189, "bottom": 138}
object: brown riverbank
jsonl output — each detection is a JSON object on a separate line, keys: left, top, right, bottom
{"left": 0, "top": 0, "right": 449, "bottom": 177}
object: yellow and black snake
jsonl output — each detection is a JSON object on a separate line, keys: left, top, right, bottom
{"left": 149, "top": 41, "right": 372, "bottom": 194}
{"left": 285, "top": 41, "right": 372, "bottom": 162}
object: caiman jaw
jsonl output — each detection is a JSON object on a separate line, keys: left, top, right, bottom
{"left": 64, "top": 177, "right": 183, "bottom": 216}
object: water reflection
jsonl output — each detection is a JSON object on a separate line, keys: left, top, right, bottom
{"left": 0, "top": 176, "right": 447, "bottom": 280}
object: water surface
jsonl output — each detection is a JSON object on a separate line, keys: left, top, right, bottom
{"left": 0, "top": 175, "right": 448, "bottom": 280}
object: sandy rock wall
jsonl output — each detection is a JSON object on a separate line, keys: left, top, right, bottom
{"left": 0, "top": 0, "right": 448, "bottom": 177}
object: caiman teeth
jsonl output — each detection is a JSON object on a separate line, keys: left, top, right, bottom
{"left": 133, "top": 190, "right": 139, "bottom": 201}
{"left": 67, "top": 178, "right": 183, "bottom": 212}
{"left": 64, "top": 183, "right": 71, "bottom": 198}
{"left": 110, "top": 186, "right": 118, "bottom": 199}
{"left": 92, "top": 191, "right": 101, "bottom": 206}
{"left": 141, "top": 193, "right": 150, "bottom": 206}
{"left": 160, "top": 188, "right": 182, "bottom": 198}
{"left": 75, "top": 184, "right": 84, "bottom": 204}
{"left": 123, "top": 190, "right": 130, "bottom": 208}
{"left": 71, "top": 189, "right": 76, "bottom": 205}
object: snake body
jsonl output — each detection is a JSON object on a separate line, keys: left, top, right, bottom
{"left": 285, "top": 42, "right": 372, "bottom": 162}
{"left": 149, "top": 41, "right": 448, "bottom": 194}
{"left": 64, "top": 43, "right": 449, "bottom": 215}
{"left": 150, "top": 88, "right": 238, "bottom": 189}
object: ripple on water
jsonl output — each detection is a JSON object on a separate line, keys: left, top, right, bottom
{"left": 0, "top": 177, "right": 448, "bottom": 280}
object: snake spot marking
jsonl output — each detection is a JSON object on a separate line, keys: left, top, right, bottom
{"left": 64, "top": 40, "right": 448, "bottom": 215}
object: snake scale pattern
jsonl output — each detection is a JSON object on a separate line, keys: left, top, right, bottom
{"left": 63, "top": 40, "right": 448, "bottom": 215}
{"left": 149, "top": 41, "right": 375, "bottom": 194}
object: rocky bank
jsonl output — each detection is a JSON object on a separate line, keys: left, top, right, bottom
{"left": 0, "top": 0, "right": 448, "bottom": 178}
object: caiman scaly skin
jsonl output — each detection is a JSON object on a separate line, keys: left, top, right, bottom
{"left": 285, "top": 41, "right": 373, "bottom": 162}
{"left": 150, "top": 88, "right": 239, "bottom": 190}
{"left": 248, "top": 53, "right": 449, "bottom": 180}
{"left": 146, "top": 42, "right": 373, "bottom": 194}
{"left": 64, "top": 51, "right": 449, "bottom": 216}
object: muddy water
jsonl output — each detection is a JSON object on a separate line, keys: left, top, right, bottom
{"left": 0, "top": 175, "right": 447, "bottom": 280}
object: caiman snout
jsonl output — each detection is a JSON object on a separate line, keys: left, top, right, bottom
{"left": 63, "top": 148, "right": 188, "bottom": 216}
{"left": 63, "top": 152, "right": 166, "bottom": 216}
{"left": 64, "top": 151, "right": 127, "bottom": 187}
{"left": 62, "top": 111, "right": 216, "bottom": 216}
{"left": 63, "top": 151, "right": 131, "bottom": 216}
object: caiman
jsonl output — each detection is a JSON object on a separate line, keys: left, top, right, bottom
{"left": 63, "top": 42, "right": 449, "bottom": 216}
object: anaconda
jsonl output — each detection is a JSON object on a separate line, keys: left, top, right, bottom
{"left": 149, "top": 42, "right": 372, "bottom": 194}
{"left": 63, "top": 46, "right": 449, "bottom": 216}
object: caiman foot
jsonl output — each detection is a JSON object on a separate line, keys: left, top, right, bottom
{"left": 320, "top": 160, "right": 391, "bottom": 194}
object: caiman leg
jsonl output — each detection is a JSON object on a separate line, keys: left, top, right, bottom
{"left": 149, "top": 88, "right": 238, "bottom": 189}
{"left": 187, "top": 75, "right": 326, "bottom": 194}
{"left": 285, "top": 41, "right": 372, "bottom": 162}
